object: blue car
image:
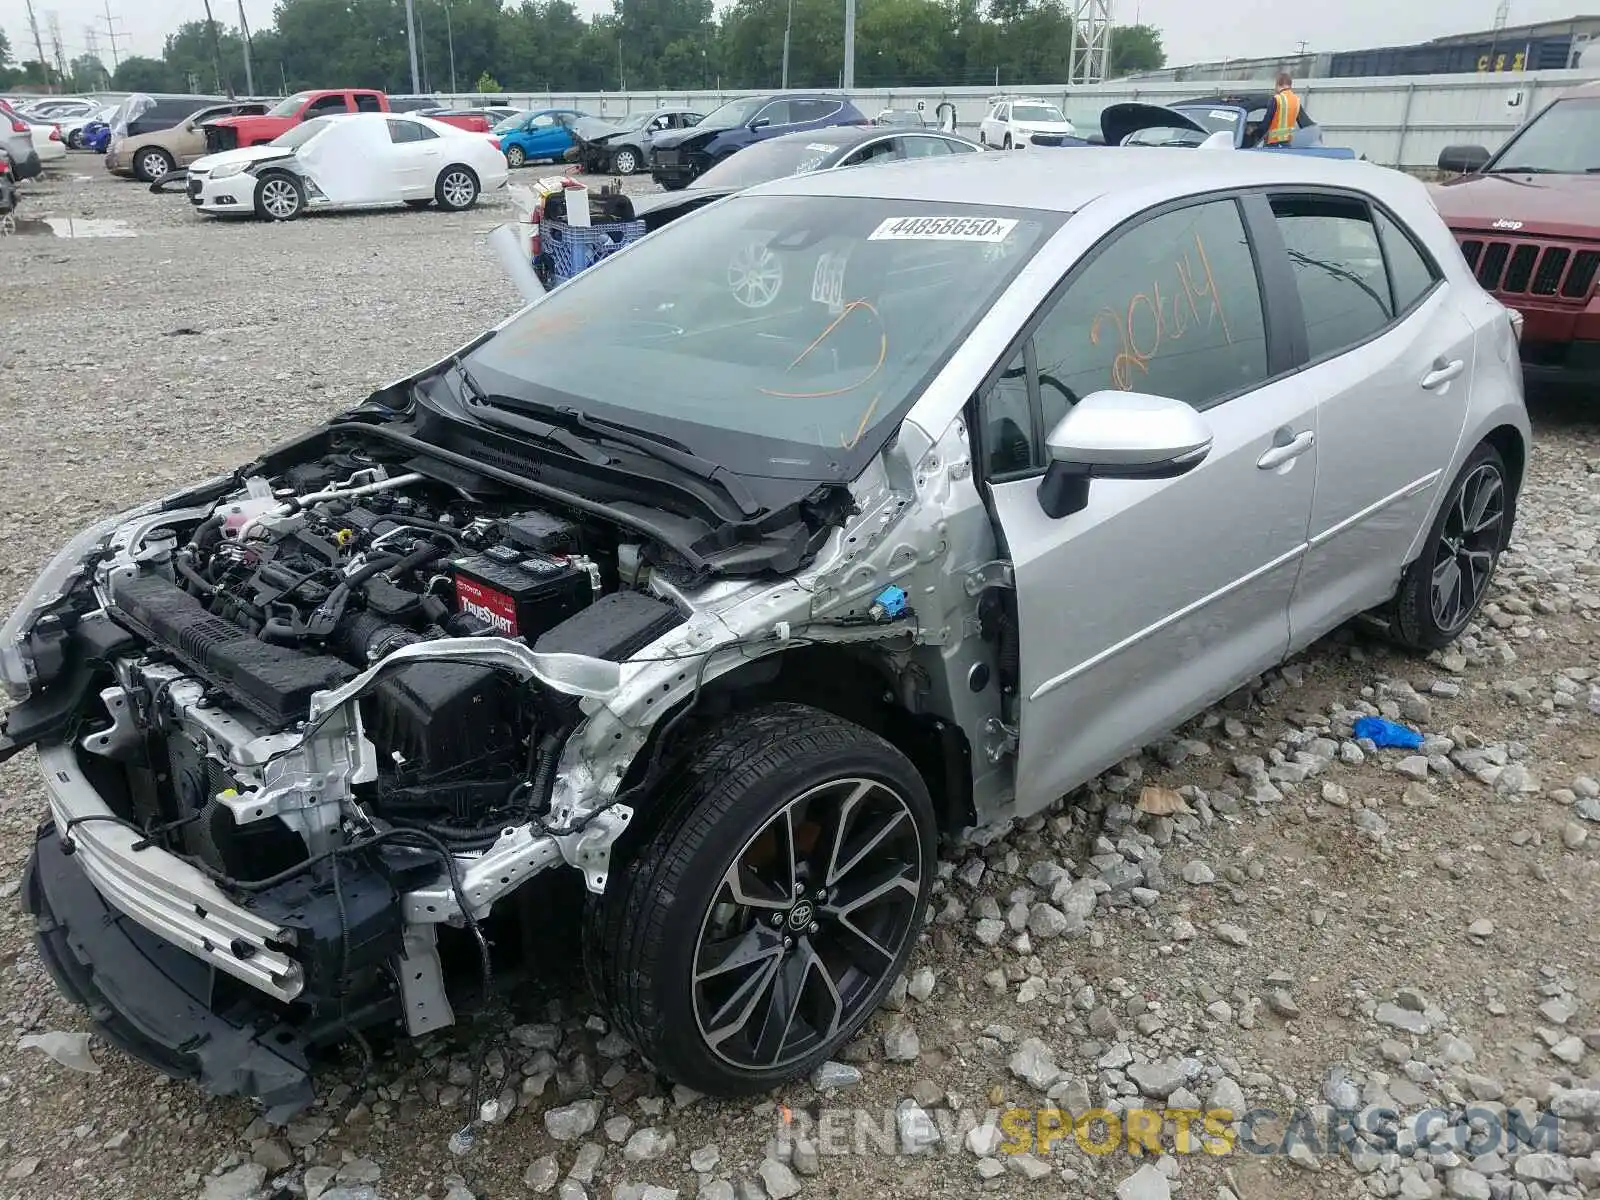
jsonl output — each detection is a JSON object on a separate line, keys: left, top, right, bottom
{"left": 1096, "top": 96, "right": 1358, "bottom": 159}
{"left": 495, "top": 108, "right": 589, "bottom": 169}
{"left": 648, "top": 93, "right": 870, "bottom": 189}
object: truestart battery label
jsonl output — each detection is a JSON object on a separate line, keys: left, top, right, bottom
{"left": 454, "top": 574, "right": 520, "bottom": 635}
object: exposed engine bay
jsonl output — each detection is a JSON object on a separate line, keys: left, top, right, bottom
{"left": 100, "top": 452, "right": 681, "bottom": 869}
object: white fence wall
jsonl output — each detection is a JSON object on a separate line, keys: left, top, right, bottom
{"left": 445, "top": 68, "right": 1600, "bottom": 168}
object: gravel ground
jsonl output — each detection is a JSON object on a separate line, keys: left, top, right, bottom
{"left": 3, "top": 164, "right": 1600, "bottom": 1200}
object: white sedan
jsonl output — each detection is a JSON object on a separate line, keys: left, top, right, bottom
{"left": 26, "top": 120, "right": 67, "bottom": 166}
{"left": 186, "top": 113, "right": 509, "bottom": 221}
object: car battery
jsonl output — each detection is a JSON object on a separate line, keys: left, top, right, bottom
{"left": 450, "top": 548, "right": 591, "bottom": 640}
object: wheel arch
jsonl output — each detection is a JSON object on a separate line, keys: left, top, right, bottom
{"left": 613, "top": 644, "right": 976, "bottom": 841}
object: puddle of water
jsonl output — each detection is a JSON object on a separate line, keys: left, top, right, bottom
{"left": 18, "top": 217, "right": 139, "bottom": 238}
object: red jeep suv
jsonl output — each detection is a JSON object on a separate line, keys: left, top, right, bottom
{"left": 1432, "top": 82, "right": 1600, "bottom": 386}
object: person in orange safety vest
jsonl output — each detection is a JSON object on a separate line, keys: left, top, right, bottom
{"left": 1263, "top": 71, "right": 1303, "bottom": 146}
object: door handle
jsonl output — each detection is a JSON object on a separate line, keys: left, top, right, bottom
{"left": 1256, "top": 430, "right": 1315, "bottom": 470}
{"left": 1421, "top": 357, "right": 1465, "bottom": 390}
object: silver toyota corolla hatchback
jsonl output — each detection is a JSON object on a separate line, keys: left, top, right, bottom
{"left": 5, "top": 150, "right": 1527, "bottom": 1115}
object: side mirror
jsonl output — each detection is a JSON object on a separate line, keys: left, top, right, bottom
{"left": 1438, "top": 144, "right": 1491, "bottom": 174}
{"left": 750, "top": 117, "right": 771, "bottom": 130}
{"left": 1036, "top": 391, "right": 1213, "bottom": 519}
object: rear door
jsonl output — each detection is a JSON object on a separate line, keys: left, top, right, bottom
{"left": 1260, "top": 191, "right": 1475, "bottom": 647}
{"left": 978, "top": 194, "right": 1320, "bottom": 810}
{"left": 384, "top": 118, "right": 441, "bottom": 197}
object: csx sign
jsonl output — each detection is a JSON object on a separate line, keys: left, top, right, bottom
{"left": 1478, "top": 51, "right": 1529, "bottom": 72}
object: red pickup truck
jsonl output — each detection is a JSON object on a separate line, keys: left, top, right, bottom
{"left": 202, "top": 89, "right": 489, "bottom": 153}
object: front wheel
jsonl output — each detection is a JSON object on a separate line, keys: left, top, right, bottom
{"left": 133, "top": 146, "right": 175, "bottom": 183}
{"left": 254, "top": 170, "right": 305, "bottom": 221}
{"left": 435, "top": 165, "right": 479, "bottom": 211}
{"left": 505, "top": 144, "right": 526, "bottom": 168}
{"left": 1003, "top": 134, "right": 1013, "bottom": 149}
{"left": 1389, "top": 441, "right": 1512, "bottom": 652}
{"left": 612, "top": 146, "right": 640, "bottom": 174}
{"left": 585, "top": 703, "right": 935, "bottom": 1096}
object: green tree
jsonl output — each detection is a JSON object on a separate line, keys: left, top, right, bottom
{"left": 1109, "top": 23, "right": 1164, "bottom": 76}
{"left": 475, "top": 70, "right": 502, "bottom": 93}
{"left": 112, "top": 56, "right": 179, "bottom": 92}
{"left": 69, "top": 53, "right": 110, "bottom": 91}
{"left": 0, "top": 28, "right": 13, "bottom": 66}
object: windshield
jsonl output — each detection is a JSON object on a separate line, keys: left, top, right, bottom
{"left": 1170, "top": 106, "right": 1242, "bottom": 134}
{"left": 269, "top": 92, "right": 314, "bottom": 118}
{"left": 467, "top": 196, "right": 1060, "bottom": 480}
{"left": 271, "top": 118, "right": 334, "bottom": 149}
{"left": 1490, "top": 97, "right": 1600, "bottom": 173}
{"left": 1125, "top": 126, "right": 1208, "bottom": 147}
{"left": 696, "top": 138, "right": 841, "bottom": 189}
{"left": 698, "top": 96, "right": 768, "bottom": 131}
{"left": 1012, "top": 103, "right": 1065, "bottom": 123}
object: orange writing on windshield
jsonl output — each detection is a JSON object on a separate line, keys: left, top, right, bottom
{"left": 1090, "top": 231, "right": 1233, "bottom": 391}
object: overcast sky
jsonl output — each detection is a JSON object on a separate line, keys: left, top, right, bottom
{"left": 0, "top": 0, "right": 1584, "bottom": 75}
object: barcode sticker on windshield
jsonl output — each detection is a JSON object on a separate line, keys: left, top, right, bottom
{"left": 812, "top": 251, "right": 848, "bottom": 313}
{"left": 1210, "top": 110, "right": 1236, "bottom": 121}
{"left": 868, "top": 216, "right": 1018, "bottom": 242}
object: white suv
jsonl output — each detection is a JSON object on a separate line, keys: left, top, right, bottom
{"left": 979, "top": 98, "right": 1077, "bottom": 148}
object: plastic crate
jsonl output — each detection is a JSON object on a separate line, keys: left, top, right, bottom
{"left": 537, "top": 218, "right": 646, "bottom": 287}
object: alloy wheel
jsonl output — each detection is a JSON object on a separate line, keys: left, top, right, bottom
{"left": 140, "top": 152, "right": 169, "bottom": 181}
{"left": 507, "top": 146, "right": 526, "bottom": 168}
{"left": 691, "top": 777, "right": 924, "bottom": 1071}
{"left": 260, "top": 177, "right": 300, "bottom": 219}
{"left": 727, "top": 241, "right": 783, "bottom": 308}
{"left": 441, "top": 171, "right": 476, "bottom": 208}
{"left": 613, "top": 148, "right": 638, "bottom": 174}
{"left": 1430, "top": 461, "right": 1505, "bottom": 633}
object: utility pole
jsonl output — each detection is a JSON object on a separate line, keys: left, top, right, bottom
{"left": 843, "top": 0, "right": 855, "bottom": 90}
{"left": 101, "top": 1, "right": 123, "bottom": 69}
{"left": 404, "top": 0, "right": 421, "bottom": 95}
{"left": 24, "top": 0, "right": 49, "bottom": 90}
{"left": 85, "top": 27, "right": 107, "bottom": 88}
{"left": 238, "top": 0, "right": 255, "bottom": 95}
{"left": 47, "top": 14, "right": 67, "bottom": 87}
{"left": 618, "top": 39, "right": 625, "bottom": 91}
{"left": 781, "top": 0, "right": 793, "bottom": 87}
{"left": 198, "top": 0, "right": 230, "bottom": 95}
{"left": 444, "top": 1, "right": 457, "bottom": 95}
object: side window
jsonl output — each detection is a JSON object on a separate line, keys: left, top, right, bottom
{"left": 843, "top": 138, "right": 901, "bottom": 166}
{"left": 387, "top": 119, "right": 422, "bottom": 143}
{"left": 1270, "top": 193, "right": 1392, "bottom": 361}
{"left": 977, "top": 199, "right": 1269, "bottom": 476}
{"left": 354, "top": 94, "right": 383, "bottom": 114}
{"left": 754, "top": 101, "right": 791, "bottom": 127}
{"left": 306, "top": 94, "right": 350, "bottom": 116}
{"left": 529, "top": 113, "right": 556, "bottom": 129}
{"left": 982, "top": 345, "right": 1040, "bottom": 478}
{"left": 648, "top": 115, "right": 669, "bottom": 132}
{"left": 899, "top": 135, "right": 956, "bottom": 157}
{"left": 683, "top": 113, "right": 703, "bottom": 127}
{"left": 1375, "top": 209, "right": 1441, "bottom": 314}
{"left": 791, "top": 100, "right": 841, "bottom": 123}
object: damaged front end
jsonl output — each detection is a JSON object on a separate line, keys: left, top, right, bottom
{"left": 1, "top": 387, "right": 872, "bottom": 1118}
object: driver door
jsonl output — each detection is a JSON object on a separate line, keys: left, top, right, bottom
{"left": 978, "top": 195, "right": 1320, "bottom": 811}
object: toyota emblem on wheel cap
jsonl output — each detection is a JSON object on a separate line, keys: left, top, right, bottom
{"left": 788, "top": 900, "right": 815, "bottom": 930}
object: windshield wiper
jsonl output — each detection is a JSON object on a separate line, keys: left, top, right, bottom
{"left": 450, "top": 359, "right": 614, "bottom": 466}
{"left": 471, "top": 391, "right": 762, "bottom": 518}
{"left": 1489, "top": 165, "right": 1562, "bottom": 174}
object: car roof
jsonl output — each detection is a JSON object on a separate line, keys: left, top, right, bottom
{"left": 746, "top": 147, "right": 1400, "bottom": 212}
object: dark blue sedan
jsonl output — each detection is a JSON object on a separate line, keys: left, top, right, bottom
{"left": 648, "top": 93, "right": 870, "bottom": 189}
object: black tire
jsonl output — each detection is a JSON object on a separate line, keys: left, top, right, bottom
{"left": 132, "top": 146, "right": 175, "bottom": 183}
{"left": 611, "top": 145, "right": 641, "bottom": 175}
{"left": 585, "top": 702, "right": 935, "bottom": 1097}
{"left": 659, "top": 175, "right": 688, "bottom": 191}
{"left": 253, "top": 170, "right": 305, "bottom": 221}
{"left": 979, "top": 131, "right": 987, "bottom": 147}
{"left": 1003, "top": 133, "right": 1013, "bottom": 149}
{"left": 1389, "top": 440, "right": 1514, "bottom": 652}
{"left": 505, "top": 144, "right": 526, "bottom": 168}
{"left": 405, "top": 198, "right": 433, "bottom": 209}
{"left": 434, "top": 165, "right": 479, "bottom": 211}
{"left": 66, "top": 129, "right": 83, "bottom": 150}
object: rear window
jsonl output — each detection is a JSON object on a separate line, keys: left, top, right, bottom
{"left": 696, "top": 137, "right": 847, "bottom": 188}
